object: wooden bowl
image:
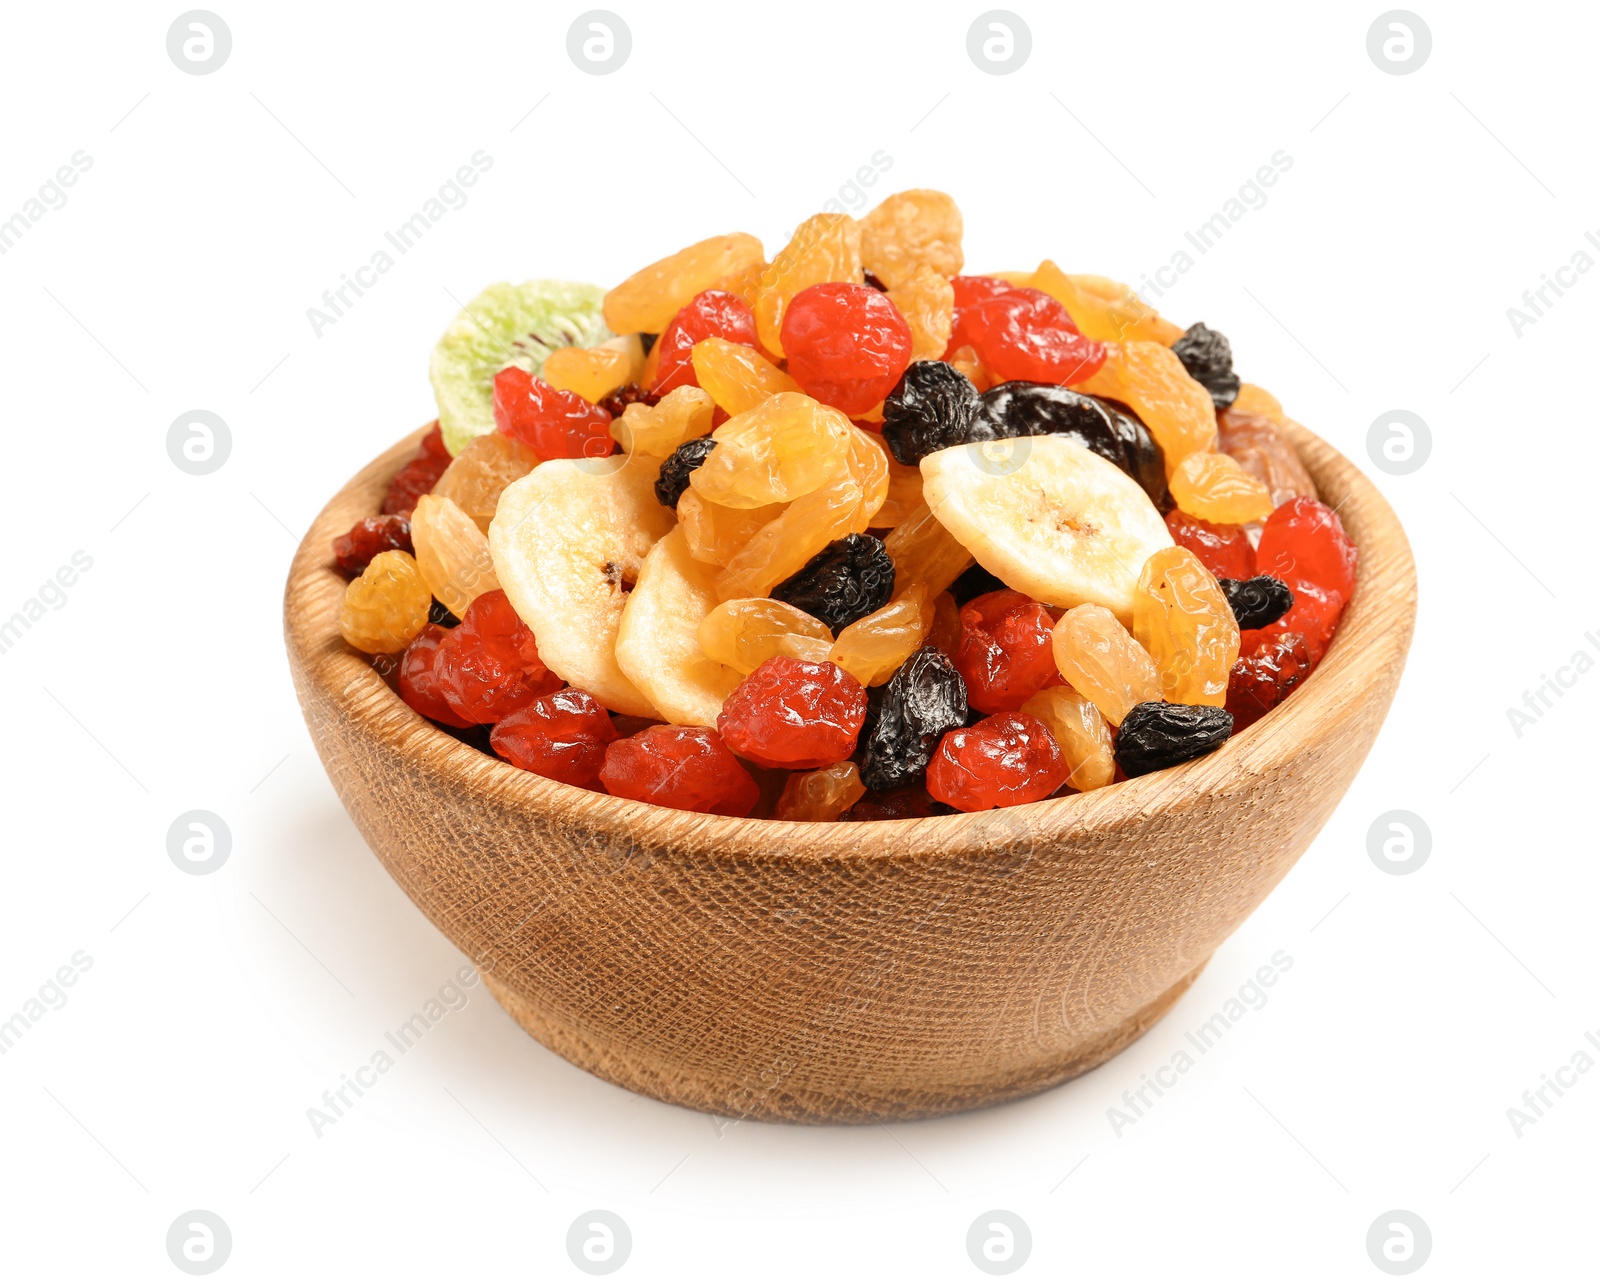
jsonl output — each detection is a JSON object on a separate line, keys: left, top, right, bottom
{"left": 285, "top": 422, "right": 1415, "bottom": 1124}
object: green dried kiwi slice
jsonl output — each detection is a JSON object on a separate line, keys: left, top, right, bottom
{"left": 429, "top": 280, "right": 611, "bottom": 455}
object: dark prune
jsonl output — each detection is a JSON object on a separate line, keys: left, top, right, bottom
{"left": 1171, "top": 323, "right": 1240, "bottom": 410}
{"left": 859, "top": 644, "right": 969, "bottom": 793}
{"left": 771, "top": 533, "right": 895, "bottom": 633}
{"left": 1226, "top": 632, "right": 1312, "bottom": 730}
{"left": 599, "top": 382, "right": 660, "bottom": 418}
{"left": 879, "top": 360, "right": 987, "bottom": 465}
{"left": 1114, "top": 701, "right": 1233, "bottom": 777}
{"left": 654, "top": 434, "right": 717, "bottom": 508}
{"left": 949, "top": 563, "right": 1006, "bottom": 605}
{"left": 975, "top": 382, "right": 1167, "bottom": 506}
{"left": 863, "top": 271, "right": 889, "bottom": 292}
{"left": 1218, "top": 575, "right": 1294, "bottom": 630}
{"left": 332, "top": 514, "right": 412, "bottom": 576}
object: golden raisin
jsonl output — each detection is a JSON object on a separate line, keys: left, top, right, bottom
{"left": 540, "top": 336, "right": 641, "bottom": 403}
{"left": 1020, "top": 687, "right": 1115, "bottom": 791}
{"left": 340, "top": 550, "right": 432, "bottom": 655}
{"left": 603, "top": 232, "right": 765, "bottom": 334}
{"left": 775, "top": 761, "right": 866, "bottom": 822}
{"left": 1131, "top": 547, "right": 1240, "bottom": 707}
{"left": 877, "top": 451, "right": 926, "bottom": 529}
{"left": 930, "top": 590, "right": 962, "bottom": 656}
{"left": 1072, "top": 340, "right": 1217, "bottom": 472}
{"left": 713, "top": 258, "right": 769, "bottom": 308}
{"left": 432, "top": 432, "right": 538, "bottom": 533}
{"left": 858, "top": 189, "right": 964, "bottom": 289}
{"left": 410, "top": 493, "right": 500, "bottom": 617}
{"left": 829, "top": 582, "right": 934, "bottom": 687}
{"left": 613, "top": 385, "right": 714, "bottom": 457}
{"left": 677, "top": 491, "right": 784, "bottom": 566}
{"left": 1231, "top": 382, "right": 1285, "bottom": 424}
{"left": 690, "top": 392, "right": 852, "bottom": 508}
{"left": 884, "top": 503, "right": 973, "bottom": 597}
{"left": 843, "top": 424, "right": 889, "bottom": 526}
{"left": 715, "top": 478, "right": 866, "bottom": 600}
{"left": 691, "top": 337, "right": 800, "bottom": 416}
{"left": 945, "top": 344, "right": 994, "bottom": 392}
{"left": 1029, "top": 262, "right": 1184, "bottom": 345}
{"left": 1169, "top": 451, "right": 1274, "bottom": 525}
{"left": 697, "top": 598, "right": 833, "bottom": 673}
{"left": 752, "top": 214, "right": 863, "bottom": 356}
{"left": 1050, "top": 604, "right": 1162, "bottom": 725}
{"left": 887, "top": 266, "right": 955, "bottom": 363}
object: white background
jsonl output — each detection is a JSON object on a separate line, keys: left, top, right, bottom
{"left": 2, "top": 1, "right": 1595, "bottom": 1280}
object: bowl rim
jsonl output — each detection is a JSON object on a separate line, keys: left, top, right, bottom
{"left": 285, "top": 417, "right": 1417, "bottom": 862}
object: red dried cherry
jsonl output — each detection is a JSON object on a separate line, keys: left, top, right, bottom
{"left": 780, "top": 282, "right": 914, "bottom": 416}
{"left": 382, "top": 433, "right": 452, "bottom": 516}
{"left": 717, "top": 656, "right": 868, "bottom": 769}
{"left": 1226, "top": 631, "right": 1313, "bottom": 730}
{"left": 1164, "top": 511, "right": 1254, "bottom": 581}
{"left": 946, "top": 275, "right": 1022, "bottom": 354}
{"left": 964, "top": 286, "right": 1105, "bottom": 385}
{"left": 599, "top": 725, "right": 760, "bottom": 816}
{"left": 491, "top": 688, "right": 618, "bottom": 788}
{"left": 493, "top": 366, "right": 613, "bottom": 460}
{"left": 333, "top": 514, "right": 413, "bottom": 576}
{"left": 652, "top": 290, "right": 759, "bottom": 396}
{"left": 435, "top": 589, "right": 562, "bottom": 723}
{"left": 1241, "top": 579, "right": 1344, "bottom": 665}
{"left": 953, "top": 590, "right": 1060, "bottom": 714}
{"left": 1255, "top": 496, "right": 1357, "bottom": 602}
{"left": 398, "top": 624, "right": 475, "bottom": 727}
{"left": 926, "top": 712, "right": 1068, "bottom": 811}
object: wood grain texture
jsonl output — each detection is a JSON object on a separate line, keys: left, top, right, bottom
{"left": 284, "top": 422, "right": 1417, "bottom": 1124}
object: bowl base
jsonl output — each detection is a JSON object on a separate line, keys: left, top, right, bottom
{"left": 482, "top": 956, "right": 1209, "bottom": 1124}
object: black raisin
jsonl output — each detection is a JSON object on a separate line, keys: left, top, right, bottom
{"left": 653, "top": 434, "right": 716, "bottom": 509}
{"left": 840, "top": 785, "right": 957, "bottom": 820}
{"left": 771, "top": 534, "right": 895, "bottom": 633}
{"left": 1114, "top": 701, "right": 1233, "bottom": 777}
{"left": 863, "top": 271, "right": 890, "bottom": 292}
{"left": 859, "top": 645, "right": 969, "bottom": 793}
{"left": 599, "top": 382, "right": 660, "bottom": 419}
{"left": 880, "top": 361, "right": 988, "bottom": 465}
{"left": 1171, "top": 323, "right": 1240, "bottom": 410}
{"left": 949, "top": 563, "right": 1006, "bottom": 605}
{"left": 975, "top": 382, "right": 1167, "bottom": 507}
{"left": 1217, "top": 575, "right": 1295, "bottom": 630}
